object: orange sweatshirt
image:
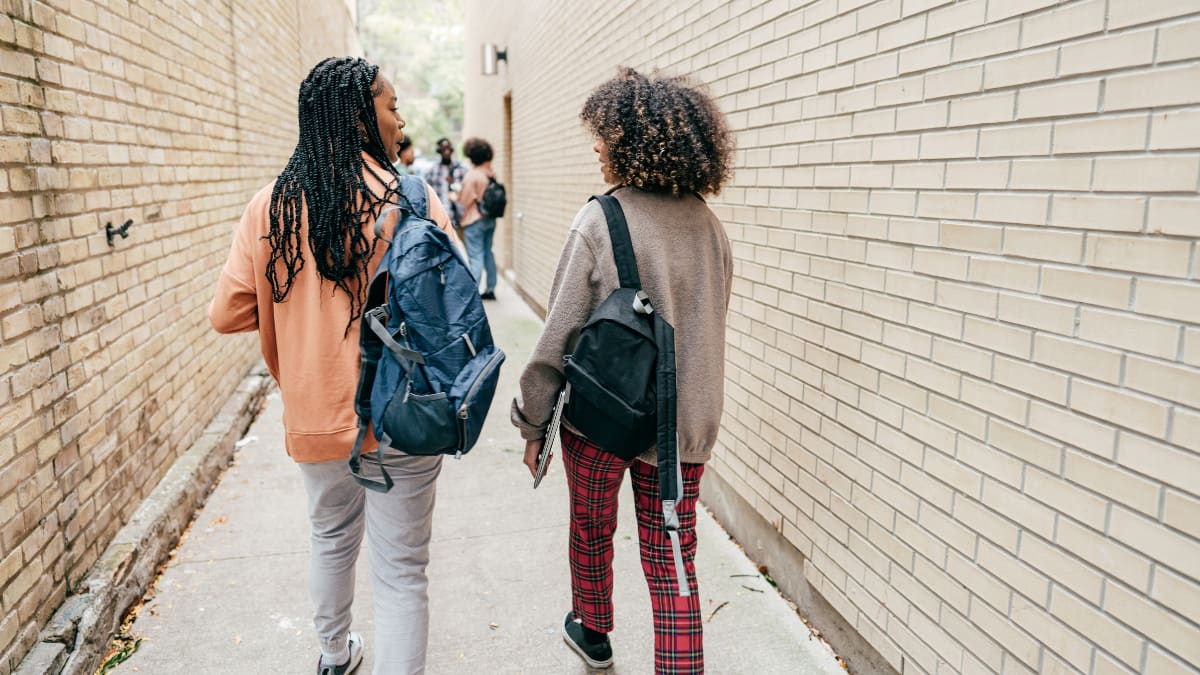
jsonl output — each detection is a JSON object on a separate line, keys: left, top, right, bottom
{"left": 208, "top": 154, "right": 463, "bottom": 462}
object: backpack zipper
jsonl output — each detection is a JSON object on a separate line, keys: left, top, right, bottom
{"left": 439, "top": 264, "right": 446, "bottom": 285}
{"left": 457, "top": 349, "right": 505, "bottom": 421}
{"left": 454, "top": 349, "right": 504, "bottom": 460}
{"left": 398, "top": 320, "right": 420, "bottom": 371}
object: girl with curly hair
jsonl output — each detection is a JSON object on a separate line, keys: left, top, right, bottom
{"left": 512, "top": 67, "right": 735, "bottom": 674}
{"left": 210, "top": 57, "right": 463, "bottom": 675}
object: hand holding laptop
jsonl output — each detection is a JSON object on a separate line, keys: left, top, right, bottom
{"left": 528, "top": 385, "right": 567, "bottom": 488}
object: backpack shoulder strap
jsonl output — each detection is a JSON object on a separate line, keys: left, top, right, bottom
{"left": 399, "top": 174, "right": 429, "bottom": 217}
{"left": 348, "top": 262, "right": 427, "bottom": 493}
{"left": 374, "top": 175, "right": 433, "bottom": 240}
{"left": 654, "top": 312, "right": 687, "bottom": 597}
{"left": 349, "top": 268, "right": 394, "bottom": 492}
{"left": 654, "top": 317, "right": 679, "bottom": 508}
{"left": 589, "top": 194, "right": 641, "bottom": 290}
{"left": 353, "top": 270, "right": 390, "bottom": 422}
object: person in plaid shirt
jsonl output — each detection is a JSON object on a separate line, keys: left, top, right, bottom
{"left": 422, "top": 137, "right": 467, "bottom": 228}
{"left": 512, "top": 68, "right": 735, "bottom": 674}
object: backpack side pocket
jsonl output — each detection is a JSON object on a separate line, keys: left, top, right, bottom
{"left": 379, "top": 379, "right": 459, "bottom": 455}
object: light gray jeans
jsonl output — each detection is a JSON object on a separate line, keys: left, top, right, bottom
{"left": 298, "top": 453, "right": 442, "bottom": 675}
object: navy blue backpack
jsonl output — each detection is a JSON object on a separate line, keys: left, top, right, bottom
{"left": 350, "top": 175, "right": 506, "bottom": 491}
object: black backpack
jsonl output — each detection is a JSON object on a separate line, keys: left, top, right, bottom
{"left": 562, "top": 194, "right": 688, "bottom": 598}
{"left": 478, "top": 176, "right": 507, "bottom": 218}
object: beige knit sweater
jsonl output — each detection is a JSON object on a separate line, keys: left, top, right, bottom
{"left": 511, "top": 187, "right": 733, "bottom": 464}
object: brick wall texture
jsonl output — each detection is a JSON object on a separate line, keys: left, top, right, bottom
{"left": 465, "top": 0, "right": 1200, "bottom": 673}
{"left": 0, "top": 1, "right": 358, "bottom": 671}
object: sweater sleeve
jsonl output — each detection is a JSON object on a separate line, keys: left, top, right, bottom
{"left": 208, "top": 190, "right": 264, "bottom": 333}
{"left": 510, "top": 206, "right": 603, "bottom": 440}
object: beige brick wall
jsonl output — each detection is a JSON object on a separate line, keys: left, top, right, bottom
{"left": 466, "top": 1, "right": 1200, "bottom": 673}
{"left": 0, "top": 1, "right": 358, "bottom": 671}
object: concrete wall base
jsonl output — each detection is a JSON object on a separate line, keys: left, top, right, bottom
{"left": 701, "top": 470, "right": 899, "bottom": 675}
{"left": 14, "top": 367, "right": 273, "bottom": 675}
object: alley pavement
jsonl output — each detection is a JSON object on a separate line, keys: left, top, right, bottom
{"left": 119, "top": 279, "right": 844, "bottom": 674}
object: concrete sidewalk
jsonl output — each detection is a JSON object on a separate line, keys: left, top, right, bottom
{"left": 118, "top": 279, "right": 844, "bottom": 674}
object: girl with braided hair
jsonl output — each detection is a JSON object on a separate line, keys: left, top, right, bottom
{"left": 210, "top": 56, "right": 463, "bottom": 675}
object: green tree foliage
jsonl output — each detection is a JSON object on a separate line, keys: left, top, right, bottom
{"left": 358, "top": 0, "right": 464, "bottom": 158}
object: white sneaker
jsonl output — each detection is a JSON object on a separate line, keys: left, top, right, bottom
{"left": 317, "top": 632, "right": 364, "bottom": 675}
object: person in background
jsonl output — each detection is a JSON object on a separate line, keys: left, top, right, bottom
{"left": 392, "top": 136, "right": 415, "bottom": 175}
{"left": 422, "top": 136, "right": 467, "bottom": 228}
{"left": 457, "top": 137, "right": 498, "bottom": 299}
{"left": 511, "top": 67, "right": 735, "bottom": 675}
{"left": 209, "top": 57, "right": 463, "bottom": 675}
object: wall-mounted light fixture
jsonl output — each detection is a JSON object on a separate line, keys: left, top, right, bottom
{"left": 482, "top": 43, "right": 507, "bottom": 76}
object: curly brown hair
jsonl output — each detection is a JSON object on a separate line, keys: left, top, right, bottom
{"left": 580, "top": 67, "right": 734, "bottom": 196}
{"left": 462, "top": 137, "right": 493, "bottom": 165}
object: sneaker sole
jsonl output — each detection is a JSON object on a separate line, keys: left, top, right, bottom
{"left": 561, "top": 629, "right": 613, "bottom": 669}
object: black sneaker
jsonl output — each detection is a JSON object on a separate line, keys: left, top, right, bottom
{"left": 480, "top": 291, "right": 496, "bottom": 300}
{"left": 317, "top": 632, "right": 363, "bottom": 675}
{"left": 562, "top": 611, "right": 613, "bottom": 669}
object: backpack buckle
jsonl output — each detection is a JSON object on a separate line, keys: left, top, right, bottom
{"left": 633, "top": 290, "right": 654, "bottom": 315}
{"left": 366, "top": 306, "right": 390, "bottom": 325}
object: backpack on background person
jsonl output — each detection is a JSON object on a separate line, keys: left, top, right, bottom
{"left": 349, "top": 174, "right": 506, "bottom": 492}
{"left": 478, "top": 176, "right": 507, "bottom": 218}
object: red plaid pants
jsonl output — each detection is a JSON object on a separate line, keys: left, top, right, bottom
{"left": 561, "top": 427, "right": 706, "bottom": 675}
